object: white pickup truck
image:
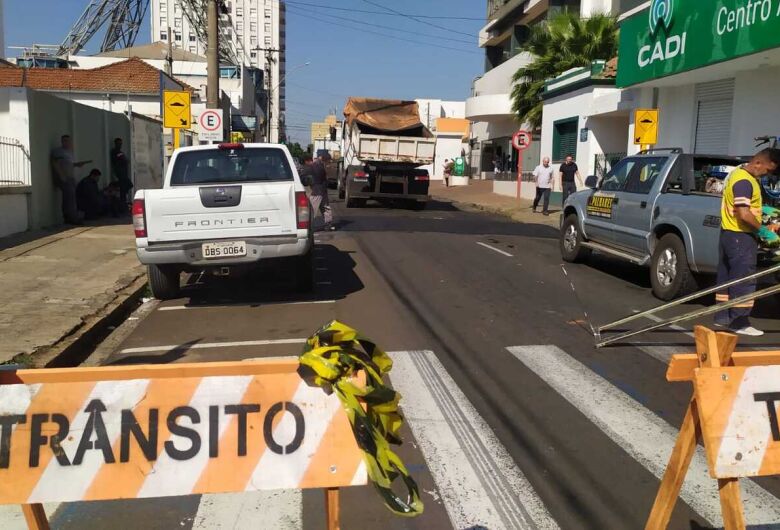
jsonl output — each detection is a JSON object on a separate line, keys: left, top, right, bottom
{"left": 132, "top": 143, "right": 313, "bottom": 300}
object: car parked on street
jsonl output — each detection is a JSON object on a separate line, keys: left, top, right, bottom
{"left": 132, "top": 143, "right": 313, "bottom": 300}
{"left": 559, "top": 149, "right": 751, "bottom": 300}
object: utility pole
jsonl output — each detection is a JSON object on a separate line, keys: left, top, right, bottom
{"left": 206, "top": 0, "right": 220, "bottom": 109}
{"left": 165, "top": 27, "right": 173, "bottom": 76}
{"left": 257, "top": 47, "right": 280, "bottom": 142}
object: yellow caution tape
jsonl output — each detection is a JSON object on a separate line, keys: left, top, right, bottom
{"left": 297, "top": 320, "right": 424, "bottom": 517}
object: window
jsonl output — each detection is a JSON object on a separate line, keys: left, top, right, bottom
{"left": 170, "top": 148, "right": 294, "bottom": 186}
{"left": 601, "top": 157, "right": 667, "bottom": 193}
{"left": 552, "top": 118, "right": 578, "bottom": 162}
{"left": 189, "top": 34, "right": 196, "bottom": 42}
{"left": 236, "top": 21, "right": 243, "bottom": 31}
{"left": 264, "top": 36, "right": 272, "bottom": 46}
{"left": 173, "top": 3, "right": 181, "bottom": 14}
{"left": 174, "top": 18, "right": 181, "bottom": 28}
{"left": 160, "top": 15, "right": 167, "bottom": 25}
{"left": 174, "top": 33, "right": 182, "bottom": 41}
{"left": 250, "top": 51, "right": 257, "bottom": 59}
{"left": 189, "top": 46, "right": 197, "bottom": 54}
{"left": 250, "top": 8, "right": 257, "bottom": 17}
{"left": 250, "top": 36, "right": 257, "bottom": 45}
{"left": 624, "top": 157, "right": 668, "bottom": 194}
{"left": 236, "top": 7, "right": 243, "bottom": 16}
{"left": 250, "top": 22, "right": 258, "bottom": 33}
{"left": 159, "top": 2, "right": 167, "bottom": 12}
{"left": 160, "top": 32, "right": 168, "bottom": 40}
{"left": 265, "top": 8, "right": 272, "bottom": 17}
{"left": 264, "top": 23, "right": 271, "bottom": 33}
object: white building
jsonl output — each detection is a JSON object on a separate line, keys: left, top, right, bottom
{"left": 0, "top": 0, "right": 5, "bottom": 61}
{"left": 413, "top": 100, "right": 468, "bottom": 180}
{"left": 466, "top": 0, "right": 631, "bottom": 180}
{"left": 151, "top": 0, "right": 286, "bottom": 142}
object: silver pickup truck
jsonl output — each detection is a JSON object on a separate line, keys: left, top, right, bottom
{"left": 559, "top": 149, "right": 749, "bottom": 300}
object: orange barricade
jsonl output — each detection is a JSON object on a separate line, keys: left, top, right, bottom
{"left": 647, "top": 326, "right": 780, "bottom": 530}
{"left": 0, "top": 359, "right": 366, "bottom": 530}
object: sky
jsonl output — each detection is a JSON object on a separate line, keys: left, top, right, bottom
{"left": 3, "top": 0, "right": 485, "bottom": 145}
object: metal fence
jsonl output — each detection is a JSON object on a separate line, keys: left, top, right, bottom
{"left": 594, "top": 152, "right": 626, "bottom": 180}
{"left": 0, "top": 136, "right": 31, "bottom": 187}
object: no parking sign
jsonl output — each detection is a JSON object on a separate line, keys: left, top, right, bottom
{"left": 198, "top": 109, "right": 224, "bottom": 142}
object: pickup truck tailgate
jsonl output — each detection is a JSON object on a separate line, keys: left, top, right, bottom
{"left": 144, "top": 182, "right": 297, "bottom": 243}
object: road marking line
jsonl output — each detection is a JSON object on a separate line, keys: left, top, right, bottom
{"left": 316, "top": 281, "right": 332, "bottom": 286}
{"left": 158, "top": 300, "right": 336, "bottom": 311}
{"left": 119, "top": 338, "right": 307, "bottom": 354}
{"left": 476, "top": 241, "right": 514, "bottom": 257}
{"left": 389, "top": 350, "right": 558, "bottom": 530}
{"left": 192, "top": 490, "right": 302, "bottom": 530}
{"left": 507, "top": 345, "right": 780, "bottom": 526}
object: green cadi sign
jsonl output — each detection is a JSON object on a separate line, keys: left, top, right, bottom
{"left": 617, "top": 0, "right": 780, "bottom": 87}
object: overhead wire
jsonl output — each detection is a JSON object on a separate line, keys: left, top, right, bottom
{"left": 359, "top": 0, "right": 481, "bottom": 39}
{"left": 284, "top": 7, "right": 480, "bottom": 55}
{"left": 283, "top": 0, "right": 485, "bottom": 21}
{"left": 283, "top": 3, "right": 476, "bottom": 45}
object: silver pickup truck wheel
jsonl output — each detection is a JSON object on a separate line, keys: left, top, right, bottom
{"left": 560, "top": 214, "right": 591, "bottom": 263}
{"left": 650, "top": 234, "right": 696, "bottom": 301}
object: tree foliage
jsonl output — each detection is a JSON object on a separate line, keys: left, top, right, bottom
{"left": 511, "top": 12, "right": 618, "bottom": 130}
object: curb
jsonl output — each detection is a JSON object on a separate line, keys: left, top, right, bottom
{"left": 30, "top": 271, "right": 149, "bottom": 369}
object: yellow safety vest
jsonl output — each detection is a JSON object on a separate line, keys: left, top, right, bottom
{"left": 721, "top": 168, "right": 762, "bottom": 233}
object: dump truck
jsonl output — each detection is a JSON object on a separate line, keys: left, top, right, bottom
{"left": 338, "top": 98, "right": 435, "bottom": 210}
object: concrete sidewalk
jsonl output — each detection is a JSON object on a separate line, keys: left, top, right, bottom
{"left": 430, "top": 180, "right": 561, "bottom": 228}
{"left": 0, "top": 223, "right": 145, "bottom": 366}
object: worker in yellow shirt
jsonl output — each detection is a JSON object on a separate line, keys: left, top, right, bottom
{"left": 715, "top": 148, "right": 780, "bottom": 336}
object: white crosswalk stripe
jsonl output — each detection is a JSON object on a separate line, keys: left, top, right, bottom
{"left": 389, "top": 350, "right": 559, "bottom": 530}
{"left": 507, "top": 344, "right": 780, "bottom": 527}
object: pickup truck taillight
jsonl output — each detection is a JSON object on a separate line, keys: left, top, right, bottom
{"left": 353, "top": 171, "right": 369, "bottom": 182}
{"left": 132, "top": 199, "right": 147, "bottom": 238}
{"left": 296, "top": 192, "right": 310, "bottom": 230}
{"left": 414, "top": 174, "right": 430, "bottom": 181}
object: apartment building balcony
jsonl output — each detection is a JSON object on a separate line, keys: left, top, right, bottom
{"left": 466, "top": 52, "right": 533, "bottom": 120}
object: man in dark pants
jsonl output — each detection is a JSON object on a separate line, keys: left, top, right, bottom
{"left": 110, "top": 138, "right": 132, "bottom": 209}
{"left": 51, "top": 135, "right": 92, "bottom": 225}
{"left": 559, "top": 155, "right": 583, "bottom": 205}
{"left": 715, "top": 149, "right": 780, "bottom": 336}
{"left": 300, "top": 154, "right": 334, "bottom": 231}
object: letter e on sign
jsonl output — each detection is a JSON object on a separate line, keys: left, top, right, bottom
{"left": 198, "top": 109, "right": 224, "bottom": 142}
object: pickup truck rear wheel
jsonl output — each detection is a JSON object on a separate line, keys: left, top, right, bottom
{"left": 147, "top": 265, "right": 181, "bottom": 300}
{"left": 650, "top": 234, "right": 696, "bottom": 301}
{"left": 560, "top": 214, "right": 591, "bottom": 263}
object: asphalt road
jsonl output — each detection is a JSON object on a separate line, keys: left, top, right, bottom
{"left": 10, "top": 191, "right": 780, "bottom": 530}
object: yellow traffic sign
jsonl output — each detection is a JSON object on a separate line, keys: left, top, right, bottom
{"left": 163, "top": 90, "right": 192, "bottom": 129}
{"left": 634, "top": 108, "right": 659, "bottom": 145}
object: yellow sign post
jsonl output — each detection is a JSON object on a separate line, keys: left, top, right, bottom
{"left": 163, "top": 90, "right": 192, "bottom": 151}
{"left": 634, "top": 108, "right": 659, "bottom": 149}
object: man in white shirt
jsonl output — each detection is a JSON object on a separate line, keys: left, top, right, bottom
{"left": 532, "top": 157, "right": 555, "bottom": 215}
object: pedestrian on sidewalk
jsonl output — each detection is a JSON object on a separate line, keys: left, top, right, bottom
{"left": 301, "top": 154, "right": 335, "bottom": 231}
{"left": 110, "top": 137, "right": 132, "bottom": 211}
{"left": 714, "top": 148, "right": 780, "bottom": 336}
{"left": 76, "top": 169, "right": 105, "bottom": 220}
{"left": 443, "top": 159, "right": 454, "bottom": 187}
{"left": 559, "top": 155, "right": 583, "bottom": 205}
{"left": 532, "top": 157, "right": 555, "bottom": 215}
{"left": 51, "top": 135, "right": 92, "bottom": 225}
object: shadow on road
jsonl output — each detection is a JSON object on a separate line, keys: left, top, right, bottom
{"left": 171, "top": 244, "right": 364, "bottom": 308}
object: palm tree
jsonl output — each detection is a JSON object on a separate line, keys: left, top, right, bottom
{"left": 511, "top": 12, "right": 618, "bottom": 130}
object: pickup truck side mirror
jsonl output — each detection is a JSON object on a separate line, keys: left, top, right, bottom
{"left": 585, "top": 175, "right": 598, "bottom": 189}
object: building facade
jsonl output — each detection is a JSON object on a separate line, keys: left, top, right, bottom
{"left": 468, "top": 0, "right": 640, "bottom": 180}
{"left": 150, "top": 0, "right": 286, "bottom": 142}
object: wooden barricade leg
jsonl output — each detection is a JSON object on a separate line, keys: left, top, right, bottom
{"left": 21, "top": 503, "right": 50, "bottom": 530}
{"left": 718, "top": 479, "right": 746, "bottom": 530}
{"left": 326, "top": 488, "right": 340, "bottom": 530}
{"left": 645, "top": 399, "right": 701, "bottom": 530}
{"left": 646, "top": 326, "right": 743, "bottom": 530}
